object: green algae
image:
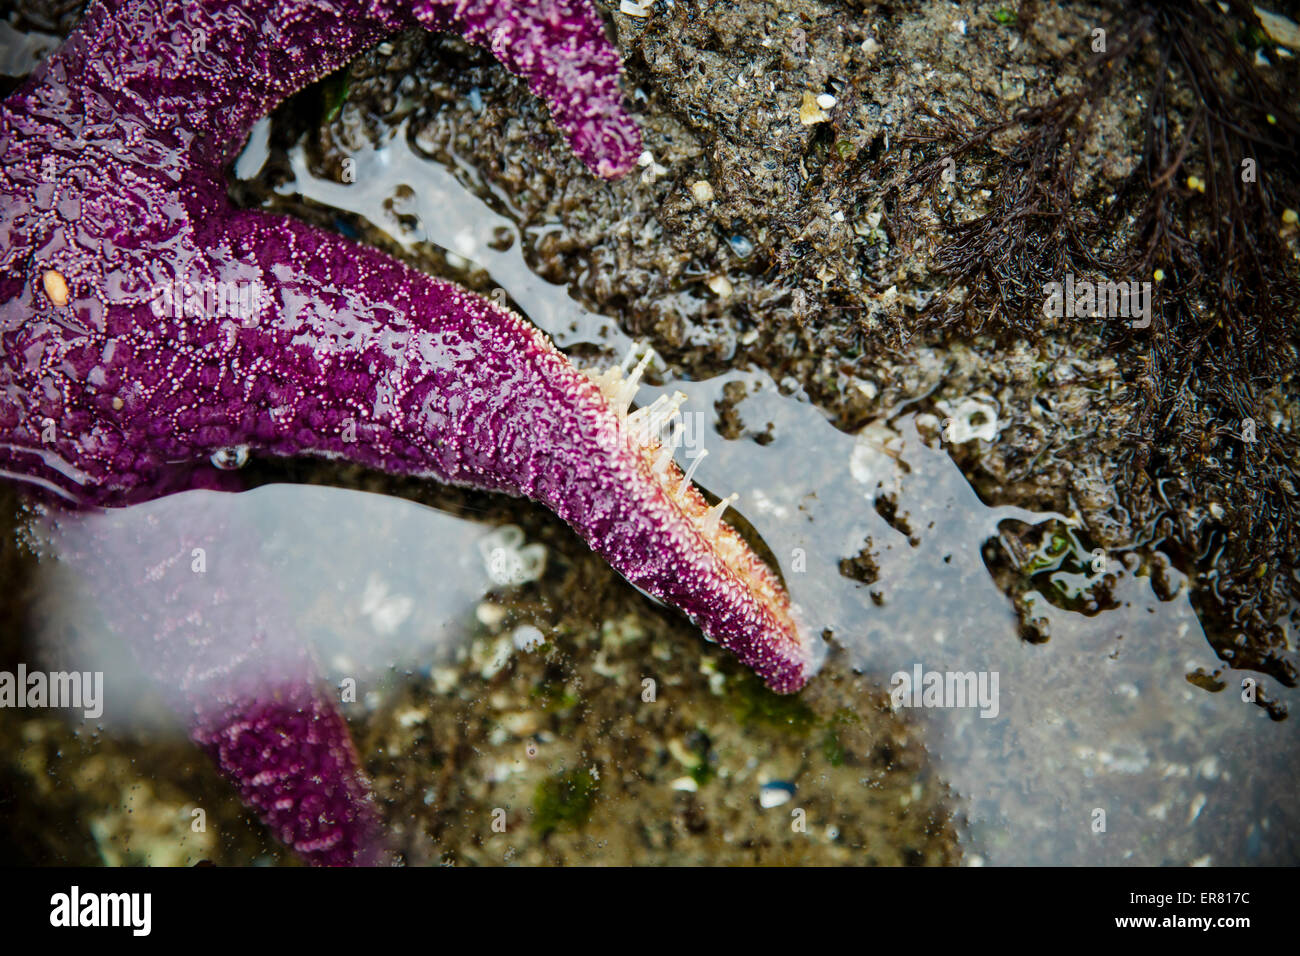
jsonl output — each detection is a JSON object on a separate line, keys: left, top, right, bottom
{"left": 532, "top": 769, "right": 599, "bottom": 836}
{"left": 319, "top": 67, "right": 352, "bottom": 126}
{"left": 727, "top": 672, "right": 817, "bottom": 735}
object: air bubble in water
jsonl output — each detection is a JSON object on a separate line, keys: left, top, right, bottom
{"left": 210, "top": 445, "right": 250, "bottom": 470}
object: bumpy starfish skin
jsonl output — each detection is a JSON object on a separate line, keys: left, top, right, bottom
{"left": 2, "top": 0, "right": 814, "bottom": 862}
{"left": 195, "top": 689, "right": 382, "bottom": 865}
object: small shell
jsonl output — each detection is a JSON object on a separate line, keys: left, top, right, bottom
{"left": 42, "top": 270, "right": 69, "bottom": 307}
{"left": 759, "top": 781, "right": 795, "bottom": 808}
{"left": 799, "top": 91, "right": 830, "bottom": 125}
{"left": 690, "top": 180, "right": 714, "bottom": 203}
{"left": 707, "top": 275, "right": 733, "bottom": 298}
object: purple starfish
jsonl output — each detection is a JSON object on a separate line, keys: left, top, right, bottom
{"left": 1, "top": 0, "right": 813, "bottom": 864}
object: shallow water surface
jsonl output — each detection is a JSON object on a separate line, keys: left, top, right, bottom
{"left": 10, "top": 121, "right": 1294, "bottom": 866}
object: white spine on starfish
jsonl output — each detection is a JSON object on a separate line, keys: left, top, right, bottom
{"left": 583, "top": 345, "right": 741, "bottom": 551}
{"left": 702, "top": 493, "right": 739, "bottom": 536}
{"left": 625, "top": 392, "right": 667, "bottom": 434}
{"left": 628, "top": 390, "right": 686, "bottom": 446}
{"left": 647, "top": 390, "right": 686, "bottom": 437}
{"left": 653, "top": 420, "right": 684, "bottom": 474}
{"left": 676, "top": 448, "right": 708, "bottom": 500}
{"left": 613, "top": 349, "right": 653, "bottom": 419}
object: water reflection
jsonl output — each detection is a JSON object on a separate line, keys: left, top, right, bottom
{"left": 31, "top": 487, "right": 506, "bottom": 732}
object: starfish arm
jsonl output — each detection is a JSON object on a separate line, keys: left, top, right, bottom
{"left": 192, "top": 687, "right": 383, "bottom": 867}
{"left": 4, "top": 196, "right": 813, "bottom": 691}
{"left": 216, "top": 211, "right": 814, "bottom": 691}
{"left": 407, "top": 0, "right": 642, "bottom": 178}
{"left": 34, "top": 0, "right": 638, "bottom": 177}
